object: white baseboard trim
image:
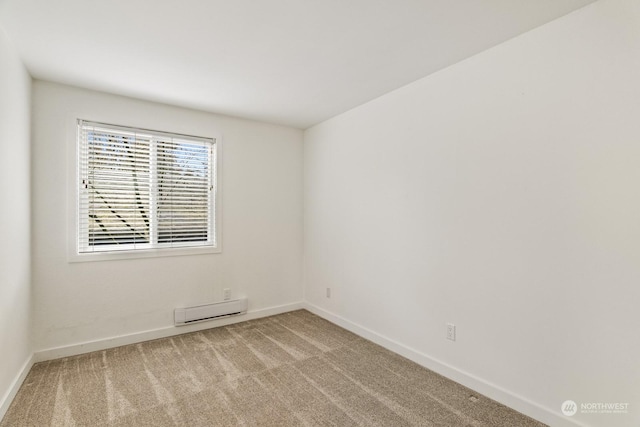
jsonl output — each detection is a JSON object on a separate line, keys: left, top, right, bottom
{"left": 303, "top": 302, "right": 591, "bottom": 427}
{"left": 0, "top": 354, "right": 34, "bottom": 422}
{"left": 34, "top": 301, "right": 304, "bottom": 363}
{"left": 9, "top": 302, "right": 592, "bottom": 427}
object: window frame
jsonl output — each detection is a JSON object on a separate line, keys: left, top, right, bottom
{"left": 69, "top": 118, "right": 222, "bottom": 262}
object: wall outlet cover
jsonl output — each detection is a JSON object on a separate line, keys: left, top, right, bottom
{"left": 446, "top": 323, "right": 456, "bottom": 341}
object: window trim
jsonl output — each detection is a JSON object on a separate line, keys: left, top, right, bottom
{"left": 68, "top": 117, "right": 222, "bottom": 262}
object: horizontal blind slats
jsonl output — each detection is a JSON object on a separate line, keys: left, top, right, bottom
{"left": 78, "top": 120, "right": 215, "bottom": 253}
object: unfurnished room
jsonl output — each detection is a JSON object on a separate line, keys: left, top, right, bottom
{"left": 0, "top": 1, "right": 638, "bottom": 426}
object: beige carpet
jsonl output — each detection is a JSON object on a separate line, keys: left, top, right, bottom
{"left": 1, "top": 310, "right": 546, "bottom": 426}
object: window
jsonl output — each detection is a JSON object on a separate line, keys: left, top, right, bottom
{"left": 76, "top": 120, "right": 219, "bottom": 256}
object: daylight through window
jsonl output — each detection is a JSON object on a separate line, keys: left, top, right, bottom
{"left": 77, "top": 120, "right": 217, "bottom": 254}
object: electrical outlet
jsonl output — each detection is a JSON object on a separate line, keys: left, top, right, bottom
{"left": 223, "top": 288, "right": 231, "bottom": 301}
{"left": 326, "top": 288, "right": 331, "bottom": 298}
{"left": 446, "top": 323, "right": 456, "bottom": 341}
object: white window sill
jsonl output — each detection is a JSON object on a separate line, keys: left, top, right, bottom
{"left": 68, "top": 245, "right": 221, "bottom": 263}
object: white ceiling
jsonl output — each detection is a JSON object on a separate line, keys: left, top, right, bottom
{"left": 0, "top": 0, "right": 595, "bottom": 129}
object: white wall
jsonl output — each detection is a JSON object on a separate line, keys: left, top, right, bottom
{"left": 32, "top": 81, "right": 303, "bottom": 352}
{"left": 0, "top": 29, "right": 32, "bottom": 415}
{"left": 304, "top": 0, "right": 640, "bottom": 426}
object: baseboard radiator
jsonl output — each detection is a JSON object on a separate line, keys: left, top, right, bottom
{"left": 174, "top": 298, "right": 248, "bottom": 326}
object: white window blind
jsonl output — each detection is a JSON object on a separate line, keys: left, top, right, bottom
{"left": 77, "top": 120, "right": 217, "bottom": 254}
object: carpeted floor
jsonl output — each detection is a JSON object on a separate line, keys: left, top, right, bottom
{"left": 1, "top": 310, "right": 546, "bottom": 426}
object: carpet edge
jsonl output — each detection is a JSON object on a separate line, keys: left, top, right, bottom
{"left": 303, "top": 302, "right": 591, "bottom": 427}
{"left": 0, "top": 353, "right": 34, "bottom": 422}
{"left": 33, "top": 301, "right": 305, "bottom": 363}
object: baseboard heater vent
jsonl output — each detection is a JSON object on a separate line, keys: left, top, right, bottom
{"left": 174, "top": 298, "right": 248, "bottom": 326}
